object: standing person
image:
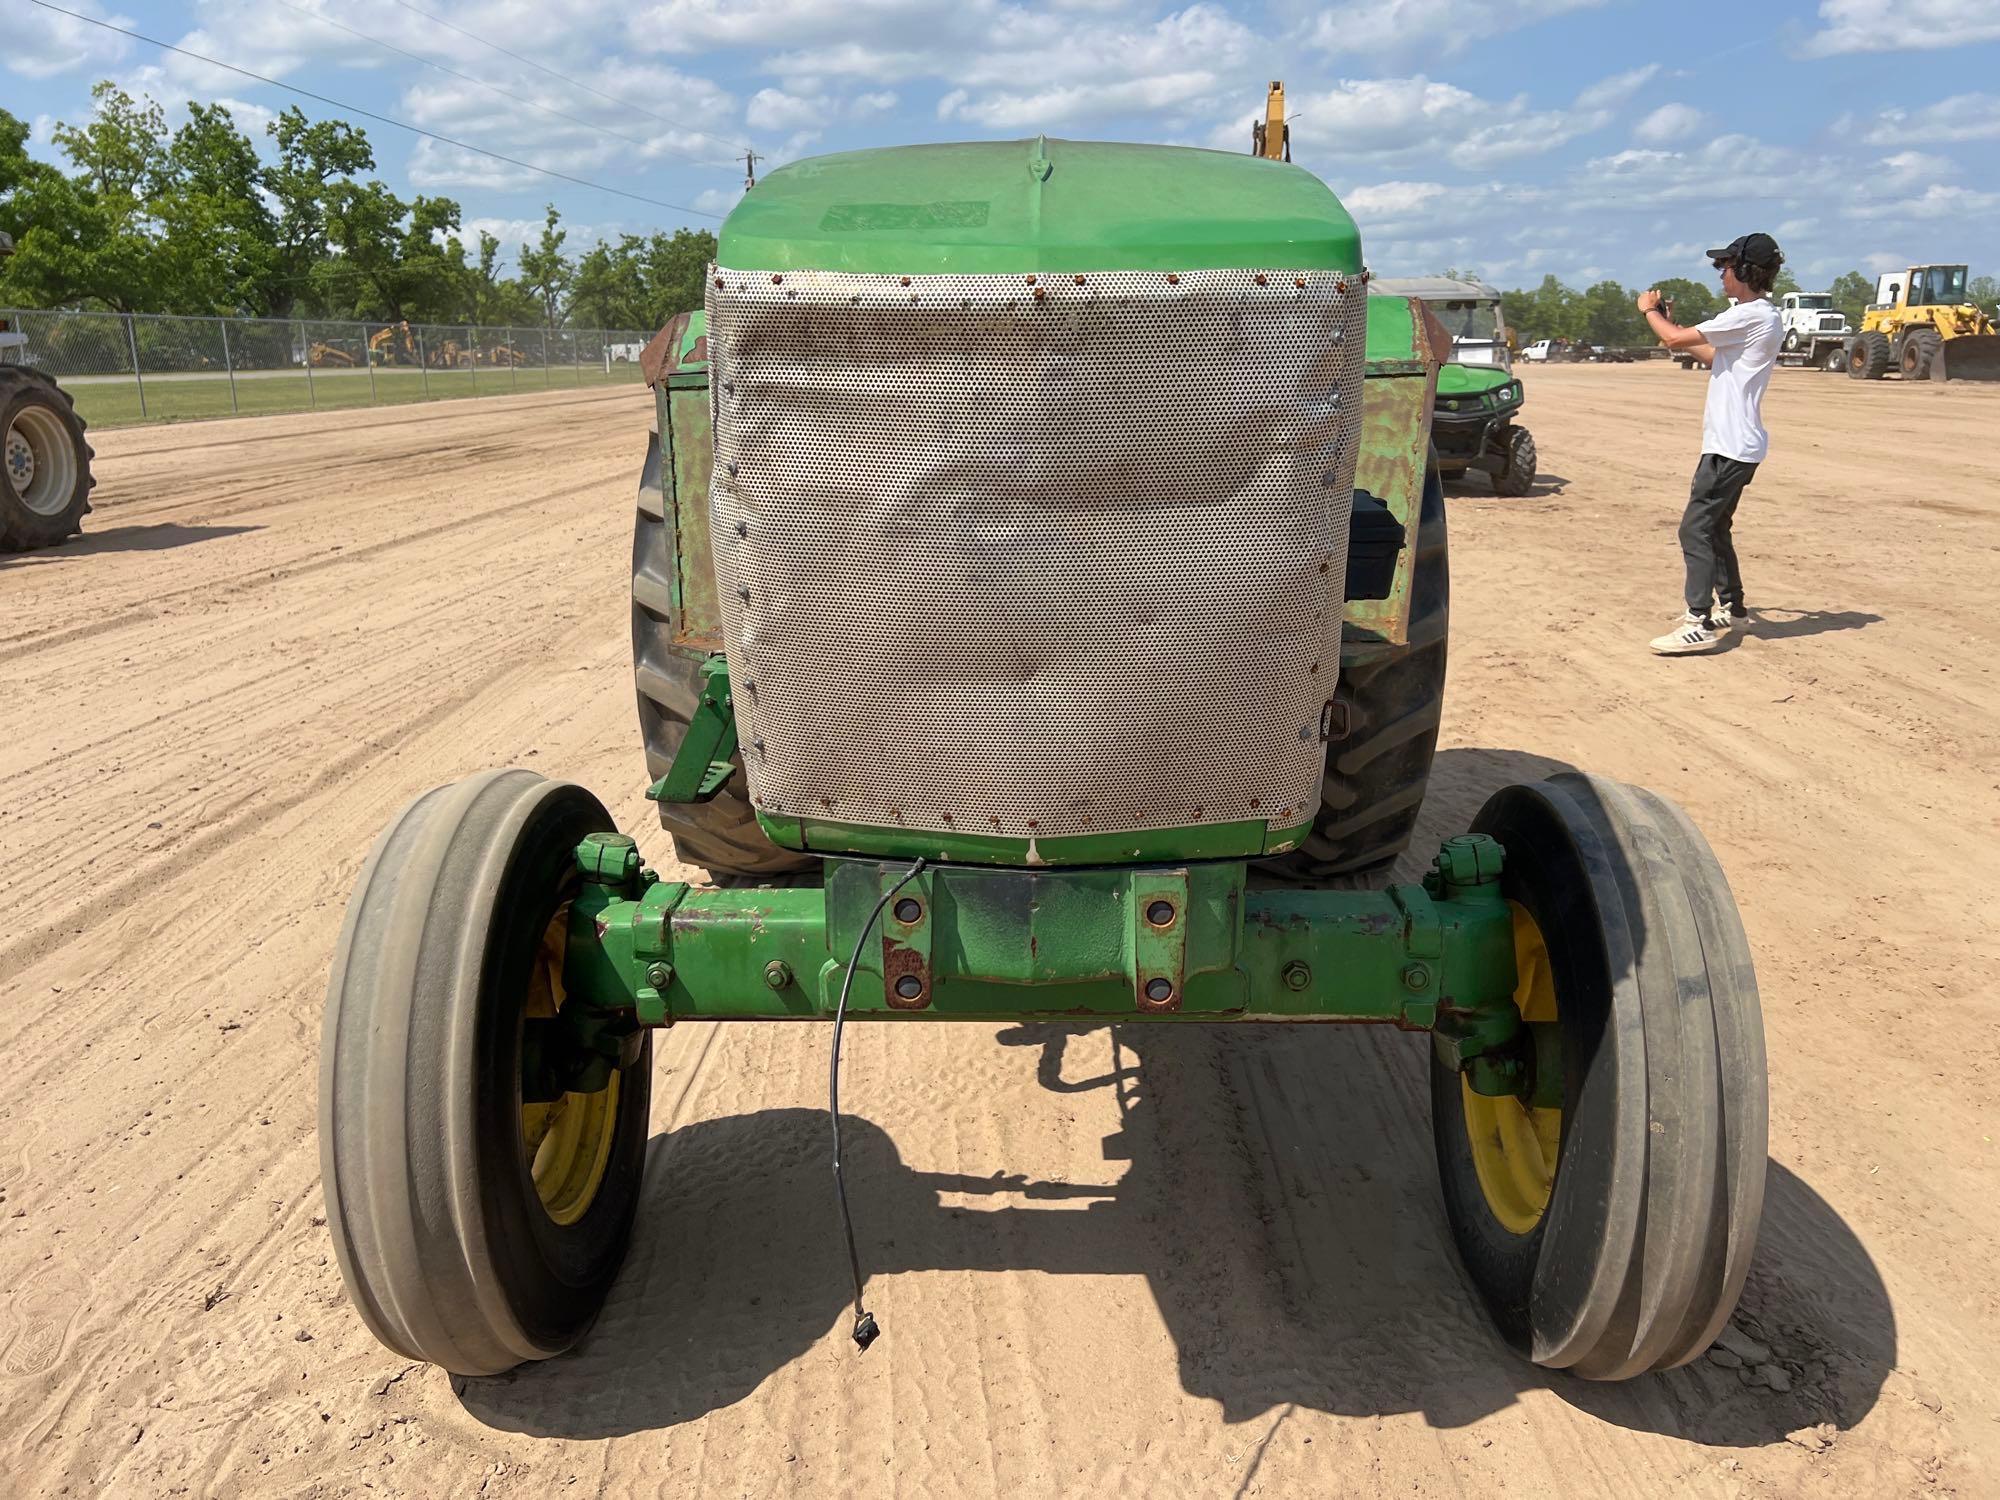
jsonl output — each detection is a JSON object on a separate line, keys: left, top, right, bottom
{"left": 1635, "top": 234, "right": 1784, "bottom": 655}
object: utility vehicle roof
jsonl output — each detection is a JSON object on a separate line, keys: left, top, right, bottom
{"left": 717, "top": 138, "right": 1362, "bottom": 275}
{"left": 1368, "top": 275, "right": 1504, "bottom": 304}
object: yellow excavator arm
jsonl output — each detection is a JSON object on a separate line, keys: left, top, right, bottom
{"left": 1251, "top": 81, "right": 1289, "bottom": 161}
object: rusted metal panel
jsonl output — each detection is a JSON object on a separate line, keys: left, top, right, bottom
{"left": 1344, "top": 299, "right": 1438, "bottom": 652}
{"left": 665, "top": 385, "right": 723, "bottom": 651}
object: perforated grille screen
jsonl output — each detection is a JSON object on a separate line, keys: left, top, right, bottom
{"left": 706, "top": 266, "right": 1364, "bottom": 842}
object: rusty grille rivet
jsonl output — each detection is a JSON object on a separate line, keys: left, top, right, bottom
{"left": 1074, "top": 274, "right": 1086, "bottom": 285}
{"left": 1024, "top": 274, "right": 1036, "bottom": 285}
{"left": 1145, "top": 900, "right": 1176, "bottom": 928}
{"left": 894, "top": 975, "right": 925, "bottom": 1000}
{"left": 1335, "top": 279, "right": 1348, "bottom": 293}
{"left": 1255, "top": 274, "right": 1267, "bottom": 286}
{"left": 1167, "top": 273, "right": 1180, "bottom": 284}
{"left": 894, "top": 897, "right": 923, "bottom": 924}
{"left": 771, "top": 274, "right": 783, "bottom": 284}
{"left": 901, "top": 276, "right": 912, "bottom": 286}
{"left": 1033, "top": 288, "right": 1045, "bottom": 301}
{"left": 1295, "top": 277, "right": 1306, "bottom": 288}
{"left": 1283, "top": 961, "right": 1312, "bottom": 991}
{"left": 1144, "top": 978, "right": 1174, "bottom": 1003}
{"left": 713, "top": 276, "right": 723, "bottom": 288}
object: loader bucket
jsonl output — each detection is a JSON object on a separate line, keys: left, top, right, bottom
{"left": 1934, "top": 335, "right": 2000, "bottom": 381}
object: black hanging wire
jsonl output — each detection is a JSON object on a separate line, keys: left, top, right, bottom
{"left": 829, "top": 857, "right": 927, "bottom": 1350}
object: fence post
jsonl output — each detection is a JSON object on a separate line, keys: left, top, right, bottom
{"left": 124, "top": 313, "right": 148, "bottom": 420}
{"left": 218, "top": 316, "right": 239, "bottom": 413}
{"left": 508, "top": 328, "right": 516, "bottom": 392}
{"left": 468, "top": 325, "right": 478, "bottom": 395}
{"left": 573, "top": 325, "right": 582, "bottom": 387}
{"left": 364, "top": 322, "right": 377, "bottom": 404}
{"left": 541, "top": 328, "right": 550, "bottom": 388}
{"left": 299, "top": 318, "right": 316, "bottom": 409}
{"left": 417, "top": 326, "right": 430, "bottom": 398}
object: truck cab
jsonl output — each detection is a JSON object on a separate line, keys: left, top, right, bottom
{"left": 1778, "top": 291, "right": 1848, "bottom": 351}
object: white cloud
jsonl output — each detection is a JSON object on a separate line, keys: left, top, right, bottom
{"left": 1800, "top": 0, "right": 2000, "bottom": 55}
{"left": 694, "top": 186, "right": 746, "bottom": 216}
{"left": 4, "top": 0, "right": 133, "bottom": 80}
{"left": 1853, "top": 182, "right": 2000, "bottom": 219}
{"left": 1574, "top": 64, "right": 1659, "bottom": 112}
{"left": 1304, "top": 0, "right": 1608, "bottom": 59}
{"left": 1861, "top": 92, "right": 2000, "bottom": 143}
{"left": 1878, "top": 149, "right": 1955, "bottom": 181}
{"left": 406, "top": 139, "right": 545, "bottom": 193}
{"left": 1634, "top": 103, "right": 1705, "bottom": 143}
{"left": 747, "top": 88, "right": 827, "bottom": 133}
{"left": 1250, "top": 75, "right": 1617, "bottom": 172}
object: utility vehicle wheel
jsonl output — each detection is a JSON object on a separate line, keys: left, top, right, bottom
{"left": 1899, "top": 328, "right": 1940, "bottom": 381}
{"left": 0, "top": 367, "right": 94, "bottom": 553}
{"left": 1847, "top": 331, "right": 1891, "bottom": 380}
{"left": 1781, "top": 329, "right": 1800, "bottom": 353}
{"left": 1265, "top": 461, "right": 1447, "bottom": 880}
{"left": 320, "top": 769, "right": 654, "bottom": 1376}
{"left": 1489, "top": 426, "right": 1538, "bottom": 498}
{"left": 632, "top": 426, "right": 814, "bottom": 880}
{"left": 1431, "top": 773, "right": 1766, "bottom": 1379}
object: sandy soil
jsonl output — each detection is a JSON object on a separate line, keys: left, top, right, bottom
{"left": 1, "top": 365, "right": 1995, "bottom": 1498}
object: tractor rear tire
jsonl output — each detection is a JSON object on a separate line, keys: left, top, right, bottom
{"left": 1489, "top": 426, "right": 1538, "bottom": 498}
{"left": 1431, "top": 773, "right": 1766, "bottom": 1378}
{"left": 1847, "top": 331, "right": 1891, "bottom": 380}
{"left": 1, "top": 367, "right": 94, "bottom": 553}
{"left": 1899, "top": 327, "right": 1940, "bottom": 381}
{"left": 320, "top": 770, "right": 655, "bottom": 1376}
{"left": 1264, "top": 461, "right": 1448, "bottom": 880}
{"left": 631, "top": 426, "right": 815, "bottom": 881}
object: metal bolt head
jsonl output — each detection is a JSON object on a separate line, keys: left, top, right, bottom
{"left": 1144, "top": 977, "right": 1173, "bottom": 1002}
{"left": 1402, "top": 962, "right": 1432, "bottom": 991}
{"left": 1144, "top": 899, "right": 1176, "bottom": 928}
{"left": 893, "top": 897, "right": 923, "bottom": 924}
{"left": 1282, "top": 960, "right": 1311, "bottom": 991}
{"left": 646, "top": 962, "right": 671, "bottom": 988}
{"left": 894, "top": 974, "right": 924, "bottom": 1000}
{"left": 763, "top": 960, "right": 792, "bottom": 990}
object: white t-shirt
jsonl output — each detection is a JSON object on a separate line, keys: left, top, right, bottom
{"left": 1696, "top": 298, "right": 1781, "bottom": 462}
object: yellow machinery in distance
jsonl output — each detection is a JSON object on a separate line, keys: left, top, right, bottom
{"left": 1252, "top": 81, "right": 1289, "bottom": 161}
{"left": 1846, "top": 263, "right": 2000, "bottom": 382}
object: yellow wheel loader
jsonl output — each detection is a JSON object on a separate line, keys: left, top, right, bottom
{"left": 1845, "top": 264, "right": 2000, "bottom": 382}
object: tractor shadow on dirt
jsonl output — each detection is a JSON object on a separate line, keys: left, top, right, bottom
{"left": 461, "top": 747, "right": 1893, "bottom": 1451}
{"left": 0, "top": 522, "right": 260, "bottom": 566}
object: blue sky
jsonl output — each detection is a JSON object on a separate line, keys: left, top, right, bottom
{"left": 8, "top": 0, "right": 2000, "bottom": 290}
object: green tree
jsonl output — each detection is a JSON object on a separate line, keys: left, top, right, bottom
{"left": 1772, "top": 266, "right": 1800, "bottom": 297}
{"left": 1828, "top": 269, "right": 1874, "bottom": 329}
{"left": 51, "top": 82, "right": 166, "bottom": 199}
{"left": 321, "top": 181, "right": 468, "bottom": 322}
{"left": 154, "top": 103, "right": 277, "bottom": 315}
{"left": 517, "top": 204, "right": 572, "bottom": 328}
{"left": 1964, "top": 273, "right": 1997, "bottom": 312}
{"left": 465, "top": 230, "right": 540, "bottom": 324}
{"left": 1580, "top": 280, "right": 1648, "bottom": 348}
{"left": 264, "top": 108, "right": 375, "bottom": 318}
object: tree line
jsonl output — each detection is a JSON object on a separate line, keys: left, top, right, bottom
{"left": 0, "top": 82, "right": 715, "bottom": 330}
{"left": 1491, "top": 266, "right": 2000, "bottom": 349}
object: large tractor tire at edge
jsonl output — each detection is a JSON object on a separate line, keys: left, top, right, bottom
{"left": 631, "top": 426, "right": 815, "bottom": 881}
{"left": 1, "top": 366, "right": 95, "bottom": 553}
{"left": 1846, "top": 331, "right": 1891, "bottom": 380}
{"left": 1263, "top": 459, "right": 1449, "bottom": 880}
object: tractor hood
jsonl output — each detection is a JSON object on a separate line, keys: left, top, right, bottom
{"left": 717, "top": 138, "right": 1363, "bottom": 275}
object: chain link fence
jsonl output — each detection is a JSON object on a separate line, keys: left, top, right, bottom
{"left": 0, "top": 309, "right": 656, "bottom": 428}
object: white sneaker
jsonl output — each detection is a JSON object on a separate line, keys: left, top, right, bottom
{"left": 1710, "top": 600, "right": 1748, "bottom": 633}
{"left": 1651, "top": 610, "right": 1722, "bottom": 655}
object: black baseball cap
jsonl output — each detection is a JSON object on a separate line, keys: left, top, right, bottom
{"left": 1707, "top": 233, "right": 1781, "bottom": 269}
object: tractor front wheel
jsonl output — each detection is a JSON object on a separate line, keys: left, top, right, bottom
{"left": 1899, "top": 327, "right": 1940, "bottom": 381}
{"left": 320, "top": 770, "right": 653, "bottom": 1376}
{"left": 1431, "top": 773, "right": 1766, "bottom": 1379}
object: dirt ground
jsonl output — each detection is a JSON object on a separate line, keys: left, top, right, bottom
{"left": 1, "top": 364, "right": 1995, "bottom": 1498}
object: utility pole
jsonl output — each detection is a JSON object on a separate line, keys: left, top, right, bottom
{"left": 742, "top": 149, "right": 759, "bottom": 190}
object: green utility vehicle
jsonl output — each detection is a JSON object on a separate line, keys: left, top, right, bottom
{"left": 322, "top": 140, "right": 1764, "bottom": 1384}
{"left": 0, "top": 231, "right": 96, "bottom": 552}
{"left": 1373, "top": 276, "right": 1537, "bottom": 495}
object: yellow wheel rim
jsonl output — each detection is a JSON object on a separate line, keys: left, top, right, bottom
{"left": 520, "top": 906, "right": 621, "bottom": 1226}
{"left": 1461, "top": 901, "right": 1562, "bottom": 1236}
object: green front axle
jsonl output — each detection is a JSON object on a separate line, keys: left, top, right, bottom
{"left": 547, "top": 832, "right": 1550, "bottom": 1107}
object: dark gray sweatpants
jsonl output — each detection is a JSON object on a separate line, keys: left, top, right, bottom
{"left": 1680, "top": 454, "right": 1758, "bottom": 613}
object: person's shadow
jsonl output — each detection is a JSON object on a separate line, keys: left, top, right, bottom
{"left": 460, "top": 747, "right": 1893, "bottom": 1451}
{"left": 1738, "top": 606, "right": 1881, "bottom": 641}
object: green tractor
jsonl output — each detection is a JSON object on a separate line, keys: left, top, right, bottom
{"left": 1372, "top": 276, "right": 1537, "bottom": 496}
{"left": 321, "top": 140, "right": 1764, "bottom": 1383}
